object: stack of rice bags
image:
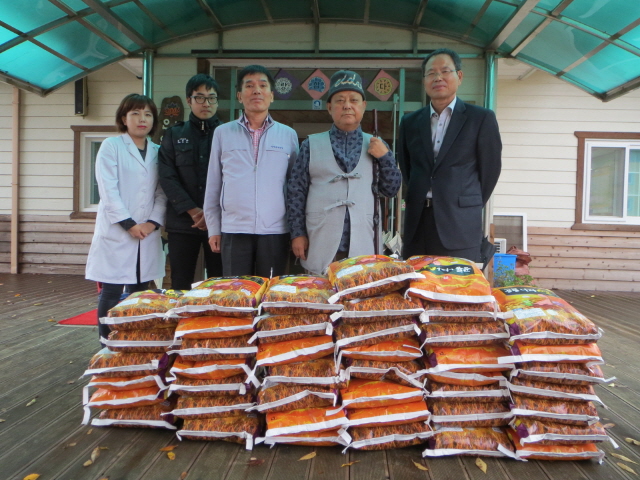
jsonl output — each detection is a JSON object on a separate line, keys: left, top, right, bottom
{"left": 82, "top": 290, "right": 179, "bottom": 429}
{"left": 166, "top": 276, "right": 265, "bottom": 449}
{"left": 494, "top": 286, "right": 616, "bottom": 461}
{"left": 327, "top": 255, "right": 433, "bottom": 451}
{"left": 404, "top": 257, "right": 515, "bottom": 459}
{"left": 253, "top": 275, "right": 350, "bottom": 448}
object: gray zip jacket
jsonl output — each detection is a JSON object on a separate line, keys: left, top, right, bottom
{"left": 204, "top": 116, "right": 299, "bottom": 237}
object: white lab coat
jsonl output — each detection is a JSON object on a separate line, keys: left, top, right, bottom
{"left": 85, "top": 133, "right": 167, "bottom": 284}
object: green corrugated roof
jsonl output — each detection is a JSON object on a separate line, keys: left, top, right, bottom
{"left": 1, "top": 0, "right": 639, "bottom": 101}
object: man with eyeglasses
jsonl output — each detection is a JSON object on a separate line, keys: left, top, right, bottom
{"left": 159, "top": 73, "right": 223, "bottom": 289}
{"left": 398, "top": 48, "right": 502, "bottom": 263}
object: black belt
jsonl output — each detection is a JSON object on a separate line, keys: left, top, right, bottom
{"left": 424, "top": 198, "right": 433, "bottom": 208}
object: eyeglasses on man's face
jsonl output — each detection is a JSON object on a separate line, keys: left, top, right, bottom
{"left": 190, "top": 95, "right": 218, "bottom": 105}
{"left": 424, "top": 69, "right": 457, "bottom": 80}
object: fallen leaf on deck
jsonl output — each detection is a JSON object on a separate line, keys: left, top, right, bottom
{"left": 603, "top": 423, "right": 615, "bottom": 429}
{"left": 33, "top": 303, "right": 42, "bottom": 306}
{"left": 48, "top": 319, "right": 55, "bottom": 322}
{"left": 475, "top": 458, "right": 487, "bottom": 474}
{"left": 412, "top": 460, "right": 428, "bottom": 471}
{"left": 626, "top": 438, "right": 640, "bottom": 446}
{"left": 67, "top": 380, "right": 75, "bottom": 384}
{"left": 68, "top": 443, "right": 77, "bottom": 447}
{"left": 100, "top": 446, "right": 109, "bottom": 450}
{"left": 69, "top": 361, "right": 73, "bottom": 364}
{"left": 167, "top": 451, "right": 176, "bottom": 460}
{"left": 0, "top": 419, "right": 5, "bottom": 423}
{"left": 341, "top": 461, "right": 359, "bottom": 467}
{"left": 14, "top": 294, "right": 21, "bottom": 297}
{"left": 23, "top": 475, "right": 40, "bottom": 480}
{"left": 247, "top": 458, "right": 264, "bottom": 466}
{"left": 590, "top": 295, "right": 596, "bottom": 297}
{"left": 160, "top": 445, "right": 178, "bottom": 451}
{"left": 299, "top": 452, "right": 316, "bottom": 461}
{"left": 98, "top": 477, "right": 109, "bottom": 480}
{"left": 83, "top": 460, "right": 93, "bottom": 467}
{"left": 609, "top": 383, "right": 616, "bottom": 387}
{"left": 179, "top": 473, "right": 187, "bottom": 480}
{"left": 618, "top": 463, "right": 637, "bottom": 475}
{"left": 25, "top": 398, "right": 37, "bottom": 407}
{"left": 91, "top": 447, "right": 101, "bottom": 463}
{"left": 87, "top": 428, "right": 93, "bottom": 435}
{"left": 612, "top": 453, "right": 639, "bottom": 464}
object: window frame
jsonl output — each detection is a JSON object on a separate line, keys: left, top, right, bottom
{"left": 574, "top": 131, "right": 640, "bottom": 232}
{"left": 70, "top": 125, "right": 118, "bottom": 219}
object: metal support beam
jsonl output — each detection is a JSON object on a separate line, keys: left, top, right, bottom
{"left": 195, "top": 0, "right": 224, "bottom": 31}
{"left": 412, "top": 0, "right": 429, "bottom": 27}
{"left": 364, "top": 0, "right": 370, "bottom": 24}
{"left": 134, "top": 0, "right": 178, "bottom": 39}
{"left": 143, "top": 49, "right": 154, "bottom": 98}
{"left": 484, "top": 50, "right": 497, "bottom": 111}
{"left": 259, "top": 0, "right": 274, "bottom": 23}
{"left": 229, "top": 67, "right": 237, "bottom": 121}
{"left": 489, "top": 0, "right": 542, "bottom": 50}
{"left": 462, "top": 0, "right": 493, "bottom": 42}
{"left": 511, "top": 0, "right": 573, "bottom": 56}
{"left": 81, "top": 0, "right": 152, "bottom": 49}
{"left": 11, "top": 88, "right": 20, "bottom": 274}
{"left": 312, "top": 0, "right": 320, "bottom": 53}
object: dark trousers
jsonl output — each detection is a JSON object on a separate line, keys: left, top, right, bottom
{"left": 221, "top": 233, "right": 289, "bottom": 278}
{"left": 97, "top": 281, "right": 149, "bottom": 344}
{"left": 167, "top": 232, "right": 223, "bottom": 290}
{"left": 404, "top": 201, "right": 481, "bottom": 262}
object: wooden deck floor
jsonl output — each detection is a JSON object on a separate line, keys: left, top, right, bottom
{"left": 1, "top": 274, "right": 640, "bottom": 480}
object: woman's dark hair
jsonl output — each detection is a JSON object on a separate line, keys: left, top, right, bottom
{"left": 115, "top": 93, "right": 159, "bottom": 136}
{"left": 186, "top": 74, "right": 219, "bottom": 98}
{"left": 236, "top": 65, "right": 275, "bottom": 92}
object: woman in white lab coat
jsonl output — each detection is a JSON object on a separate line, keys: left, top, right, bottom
{"left": 85, "top": 93, "right": 167, "bottom": 343}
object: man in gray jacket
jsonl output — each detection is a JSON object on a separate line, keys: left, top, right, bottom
{"left": 204, "top": 65, "right": 299, "bottom": 278}
{"left": 287, "top": 70, "right": 401, "bottom": 275}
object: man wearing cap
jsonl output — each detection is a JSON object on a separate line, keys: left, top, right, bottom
{"left": 287, "top": 70, "right": 402, "bottom": 275}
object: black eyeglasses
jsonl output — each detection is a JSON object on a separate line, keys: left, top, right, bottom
{"left": 190, "top": 96, "right": 218, "bottom": 105}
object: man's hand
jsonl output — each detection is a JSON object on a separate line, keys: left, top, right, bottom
{"left": 209, "top": 235, "right": 221, "bottom": 253}
{"left": 128, "top": 222, "right": 156, "bottom": 240}
{"left": 368, "top": 136, "right": 389, "bottom": 159}
{"left": 188, "top": 207, "right": 207, "bottom": 230}
{"left": 292, "top": 236, "right": 309, "bottom": 261}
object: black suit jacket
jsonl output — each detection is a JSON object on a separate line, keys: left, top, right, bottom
{"left": 398, "top": 98, "right": 502, "bottom": 251}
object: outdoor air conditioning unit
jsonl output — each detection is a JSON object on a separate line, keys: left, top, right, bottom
{"left": 494, "top": 237, "right": 507, "bottom": 253}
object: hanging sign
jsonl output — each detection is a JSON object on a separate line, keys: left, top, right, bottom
{"left": 273, "top": 69, "right": 300, "bottom": 100}
{"left": 153, "top": 95, "right": 184, "bottom": 144}
{"left": 366, "top": 70, "right": 399, "bottom": 101}
{"left": 302, "top": 69, "right": 330, "bottom": 100}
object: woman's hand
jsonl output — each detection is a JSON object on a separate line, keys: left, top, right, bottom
{"left": 128, "top": 222, "right": 156, "bottom": 239}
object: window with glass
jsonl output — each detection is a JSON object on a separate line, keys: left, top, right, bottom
{"left": 578, "top": 134, "right": 640, "bottom": 226}
{"left": 71, "top": 125, "right": 118, "bottom": 219}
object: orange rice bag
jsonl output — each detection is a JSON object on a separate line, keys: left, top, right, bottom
{"left": 349, "top": 422, "right": 433, "bottom": 450}
{"left": 257, "top": 429, "right": 350, "bottom": 447}
{"left": 340, "top": 337, "right": 422, "bottom": 363}
{"left": 107, "top": 290, "right": 176, "bottom": 317}
{"left": 508, "top": 428, "right": 604, "bottom": 461}
{"left": 256, "top": 335, "right": 334, "bottom": 367}
{"left": 94, "top": 404, "right": 176, "bottom": 429}
{"left": 406, "top": 256, "right": 493, "bottom": 303}
{"left": 172, "top": 395, "right": 255, "bottom": 419}
{"left": 428, "top": 381, "right": 509, "bottom": 403}
{"left": 84, "top": 349, "right": 166, "bottom": 377}
{"left": 175, "top": 316, "right": 254, "bottom": 339}
{"left": 260, "top": 275, "right": 342, "bottom": 314}
{"left": 178, "top": 413, "right": 262, "bottom": 449}
{"left": 421, "top": 300, "right": 497, "bottom": 323}
{"left": 256, "top": 384, "right": 337, "bottom": 413}
{"left": 335, "top": 318, "right": 417, "bottom": 349}
{"left": 508, "top": 376, "right": 600, "bottom": 403}
{"left": 500, "top": 341, "right": 604, "bottom": 364}
{"left": 424, "top": 345, "right": 514, "bottom": 374}
{"left": 264, "top": 357, "right": 346, "bottom": 389}
{"left": 87, "top": 374, "right": 164, "bottom": 391}
{"left": 345, "top": 358, "right": 425, "bottom": 388}
{"left": 419, "top": 322, "right": 508, "bottom": 348}
{"left": 171, "top": 276, "right": 268, "bottom": 317}
{"left": 332, "top": 292, "right": 423, "bottom": 324}
{"left": 426, "top": 371, "right": 506, "bottom": 386}
{"left": 424, "top": 427, "right": 516, "bottom": 458}
{"left": 510, "top": 394, "right": 599, "bottom": 426}
{"left": 512, "top": 362, "right": 611, "bottom": 385}
{"left": 327, "top": 255, "right": 421, "bottom": 302}
{"left": 251, "top": 313, "right": 332, "bottom": 344}
{"left": 169, "top": 374, "right": 251, "bottom": 397}
{"left": 341, "top": 379, "right": 424, "bottom": 409}
{"left": 104, "top": 328, "right": 175, "bottom": 353}
{"left": 169, "top": 357, "right": 251, "bottom": 380}
{"left": 265, "top": 407, "right": 348, "bottom": 436}
{"left": 85, "top": 386, "right": 165, "bottom": 410}
{"left": 430, "top": 401, "right": 512, "bottom": 427}
{"left": 510, "top": 418, "right": 610, "bottom": 445}
{"left": 347, "top": 400, "right": 430, "bottom": 427}
{"left": 174, "top": 335, "right": 257, "bottom": 361}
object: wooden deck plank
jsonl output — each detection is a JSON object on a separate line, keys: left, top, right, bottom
{"left": 266, "top": 445, "right": 314, "bottom": 480}
{"left": 346, "top": 449, "right": 389, "bottom": 480}
{"left": 496, "top": 459, "right": 550, "bottom": 480}
{"left": 180, "top": 442, "right": 241, "bottom": 480}
{"left": 459, "top": 456, "right": 509, "bottom": 480}
{"left": 308, "top": 446, "right": 348, "bottom": 480}
{"left": 224, "top": 443, "right": 278, "bottom": 480}
{"left": 137, "top": 440, "right": 208, "bottom": 480}
{"left": 385, "top": 446, "right": 430, "bottom": 480}
{"left": 422, "top": 456, "right": 469, "bottom": 480}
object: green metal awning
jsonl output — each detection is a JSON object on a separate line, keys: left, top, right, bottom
{"left": 1, "top": 0, "right": 639, "bottom": 101}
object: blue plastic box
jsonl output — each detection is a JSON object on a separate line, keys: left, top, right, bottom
{"left": 493, "top": 253, "right": 516, "bottom": 276}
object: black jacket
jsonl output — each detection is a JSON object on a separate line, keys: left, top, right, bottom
{"left": 158, "top": 112, "right": 221, "bottom": 234}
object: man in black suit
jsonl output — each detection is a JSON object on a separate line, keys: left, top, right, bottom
{"left": 398, "top": 48, "right": 502, "bottom": 262}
